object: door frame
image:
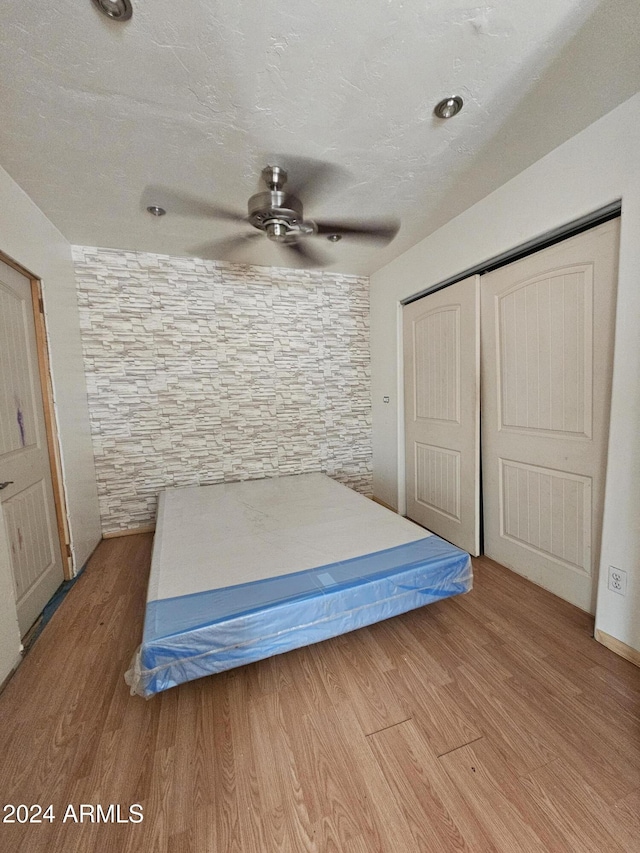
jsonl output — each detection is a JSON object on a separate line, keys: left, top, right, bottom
{"left": 1, "top": 251, "right": 72, "bottom": 581}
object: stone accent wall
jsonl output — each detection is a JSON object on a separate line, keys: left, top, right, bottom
{"left": 72, "top": 246, "right": 372, "bottom": 534}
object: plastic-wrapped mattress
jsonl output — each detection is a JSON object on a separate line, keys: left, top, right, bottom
{"left": 126, "top": 474, "right": 472, "bottom": 697}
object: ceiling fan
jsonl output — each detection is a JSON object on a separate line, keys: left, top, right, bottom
{"left": 144, "top": 161, "right": 400, "bottom": 268}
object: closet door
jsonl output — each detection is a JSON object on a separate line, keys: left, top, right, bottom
{"left": 403, "top": 275, "right": 480, "bottom": 555}
{"left": 481, "top": 219, "right": 619, "bottom": 612}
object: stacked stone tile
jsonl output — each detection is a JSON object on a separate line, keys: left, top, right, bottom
{"left": 72, "top": 247, "right": 372, "bottom": 534}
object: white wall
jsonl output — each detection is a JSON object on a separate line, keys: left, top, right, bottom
{"left": 370, "top": 93, "right": 640, "bottom": 655}
{"left": 0, "top": 165, "right": 102, "bottom": 683}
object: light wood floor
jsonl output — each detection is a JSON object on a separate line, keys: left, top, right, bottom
{"left": 1, "top": 534, "right": 639, "bottom": 852}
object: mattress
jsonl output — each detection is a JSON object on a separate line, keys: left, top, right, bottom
{"left": 125, "top": 473, "right": 472, "bottom": 697}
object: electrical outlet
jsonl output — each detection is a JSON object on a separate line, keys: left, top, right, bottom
{"left": 608, "top": 566, "right": 627, "bottom": 596}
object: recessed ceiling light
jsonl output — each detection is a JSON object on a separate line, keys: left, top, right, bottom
{"left": 91, "top": 0, "right": 133, "bottom": 21}
{"left": 327, "top": 234, "right": 342, "bottom": 243}
{"left": 434, "top": 96, "right": 464, "bottom": 119}
{"left": 147, "top": 205, "right": 166, "bottom": 217}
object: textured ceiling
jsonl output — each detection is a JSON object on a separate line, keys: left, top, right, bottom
{"left": 1, "top": 0, "right": 639, "bottom": 275}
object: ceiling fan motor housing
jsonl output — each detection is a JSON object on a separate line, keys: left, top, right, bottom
{"left": 248, "top": 189, "right": 304, "bottom": 240}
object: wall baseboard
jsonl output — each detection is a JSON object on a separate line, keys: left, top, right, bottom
{"left": 0, "top": 653, "right": 24, "bottom": 695}
{"left": 371, "top": 495, "right": 398, "bottom": 513}
{"left": 594, "top": 628, "right": 640, "bottom": 669}
{"left": 103, "top": 525, "right": 156, "bottom": 540}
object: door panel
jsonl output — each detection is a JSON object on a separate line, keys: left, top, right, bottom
{"left": 482, "top": 220, "right": 619, "bottom": 612}
{"left": 404, "top": 275, "right": 480, "bottom": 555}
{"left": 0, "top": 258, "right": 64, "bottom": 635}
{"left": 499, "top": 459, "right": 592, "bottom": 573}
{"left": 497, "top": 266, "right": 592, "bottom": 436}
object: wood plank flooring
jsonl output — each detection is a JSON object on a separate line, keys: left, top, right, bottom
{"left": 0, "top": 533, "right": 639, "bottom": 852}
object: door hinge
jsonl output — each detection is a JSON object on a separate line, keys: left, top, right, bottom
{"left": 38, "top": 296, "right": 45, "bottom": 314}
{"left": 66, "top": 543, "right": 72, "bottom": 558}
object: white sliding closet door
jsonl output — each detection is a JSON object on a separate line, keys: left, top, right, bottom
{"left": 481, "top": 219, "right": 619, "bottom": 612}
{"left": 403, "top": 275, "right": 480, "bottom": 555}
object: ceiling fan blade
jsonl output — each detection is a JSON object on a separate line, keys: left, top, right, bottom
{"left": 142, "top": 185, "right": 246, "bottom": 222}
{"left": 279, "top": 239, "right": 329, "bottom": 268}
{"left": 264, "top": 156, "right": 351, "bottom": 208}
{"left": 189, "top": 232, "right": 261, "bottom": 260}
{"left": 313, "top": 218, "right": 400, "bottom": 244}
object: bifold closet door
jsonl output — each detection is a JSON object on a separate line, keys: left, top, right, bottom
{"left": 481, "top": 219, "right": 619, "bottom": 613}
{"left": 403, "top": 275, "right": 480, "bottom": 555}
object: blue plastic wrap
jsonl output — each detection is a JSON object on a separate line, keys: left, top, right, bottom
{"left": 126, "top": 535, "right": 472, "bottom": 697}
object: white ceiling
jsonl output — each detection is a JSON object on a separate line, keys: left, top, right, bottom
{"left": 1, "top": 0, "right": 639, "bottom": 275}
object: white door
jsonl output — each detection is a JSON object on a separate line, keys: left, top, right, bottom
{"left": 0, "top": 258, "right": 65, "bottom": 635}
{"left": 403, "top": 275, "right": 480, "bottom": 555}
{"left": 481, "top": 219, "right": 619, "bottom": 612}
